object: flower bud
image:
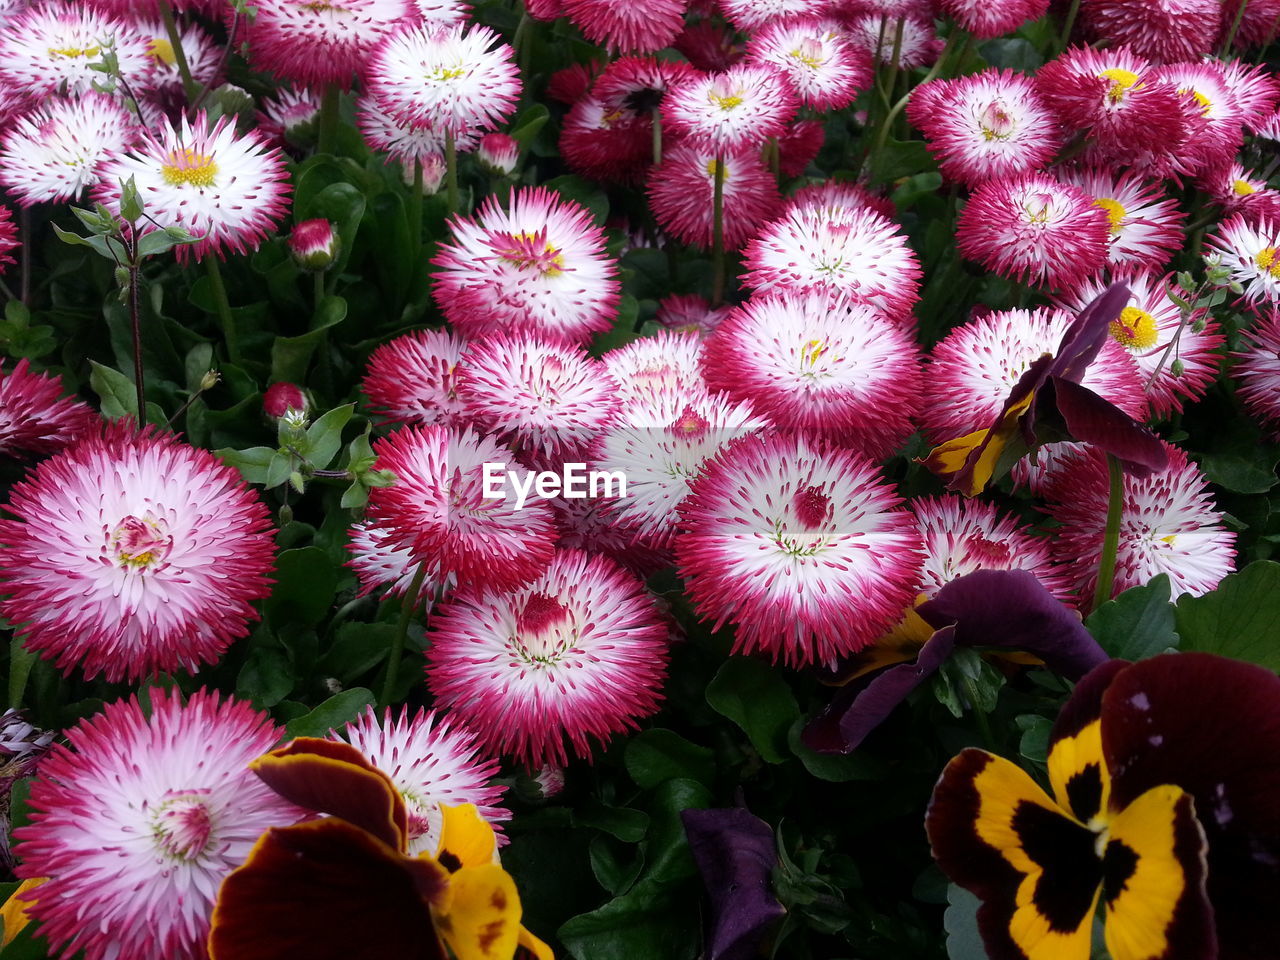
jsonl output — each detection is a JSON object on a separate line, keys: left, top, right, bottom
{"left": 477, "top": 132, "right": 519, "bottom": 177}
{"left": 263, "top": 382, "right": 308, "bottom": 419}
{"left": 287, "top": 218, "right": 340, "bottom": 272}
{"left": 402, "top": 153, "right": 447, "bottom": 194}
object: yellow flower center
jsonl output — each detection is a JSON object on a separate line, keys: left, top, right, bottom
{"left": 1258, "top": 247, "right": 1280, "bottom": 278}
{"left": 496, "top": 232, "right": 564, "bottom": 276}
{"left": 1233, "top": 179, "right": 1256, "bottom": 196}
{"left": 708, "top": 92, "right": 743, "bottom": 111}
{"left": 111, "top": 515, "right": 172, "bottom": 570}
{"left": 47, "top": 44, "right": 101, "bottom": 60}
{"left": 1109, "top": 306, "right": 1159, "bottom": 351}
{"left": 147, "top": 36, "right": 177, "bottom": 66}
{"left": 1093, "top": 197, "right": 1127, "bottom": 235}
{"left": 1021, "top": 192, "right": 1054, "bottom": 225}
{"left": 1190, "top": 89, "right": 1211, "bottom": 116}
{"left": 787, "top": 39, "right": 825, "bottom": 69}
{"left": 799, "top": 338, "right": 828, "bottom": 369}
{"left": 429, "top": 66, "right": 466, "bottom": 82}
{"left": 162, "top": 147, "right": 218, "bottom": 188}
{"left": 1099, "top": 67, "right": 1139, "bottom": 104}
{"left": 978, "top": 100, "right": 1016, "bottom": 141}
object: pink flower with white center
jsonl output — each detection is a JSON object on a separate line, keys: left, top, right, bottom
{"left": 595, "top": 386, "right": 766, "bottom": 545}
{"left": 1056, "top": 272, "right": 1223, "bottom": 418}
{"left": 1206, "top": 215, "right": 1280, "bottom": 306}
{"left": 955, "top": 173, "right": 1110, "bottom": 290}
{"left": 432, "top": 187, "right": 619, "bottom": 344}
{"left": 94, "top": 112, "right": 291, "bottom": 263}
{"left": 1034, "top": 46, "right": 1197, "bottom": 177}
{"left": 1218, "top": 58, "right": 1280, "bottom": 131}
{"left": 14, "top": 690, "right": 305, "bottom": 960}
{"left": 550, "top": 497, "right": 671, "bottom": 576}
{"left": 357, "top": 93, "right": 476, "bottom": 167}
{"left": 937, "top": 0, "right": 1048, "bottom": 40}
{"left": 676, "top": 432, "right": 923, "bottom": 667}
{"left": 661, "top": 64, "right": 798, "bottom": 153}
{"left": 720, "top": 0, "right": 834, "bottom": 32}
{"left": 426, "top": 549, "right": 670, "bottom": 768}
{"left": 287, "top": 218, "right": 339, "bottom": 271}
{"left": 921, "top": 306, "right": 1147, "bottom": 444}
{"left": 1199, "top": 161, "right": 1280, "bottom": 223}
{"left": 910, "top": 495, "right": 1072, "bottom": 601}
{"left": 1056, "top": 167, "right": 1184, "bottom": 271}
{"left": 0, "top": 359, "right": 97, "bottom": 457}
{"left": 413, "top": 0, "right": 470, "bottom": 24}
{"left": 647, "top": 142, "right": 782, "bottom": 251}
{"left": 746, "top": 19, "right": 870, "bottom": 112}
{"left": 1044, "top": 443, "right": 1236, "bottom": 601}
{"left": 1236, "top": 308, "right": 1280, "bottom": 440}
{"left": 84, "top": 0, "right": 222, "bottom": 15}
{"left": 560, "top": 0, "right": 688, "bottom": 53}
{"left": 1153, "top": 61, "right": 1249, "bottom": 177}
{"left": 906, "top": 69, "right": 1061, "bottom": 188}
{"left": 366, "top": 424, "right": 557, "bottom": 591}
{"left": 367, "top": 23, "right": 520, "bottom": 137}
{"left": 604, "top": 330, "right": 706, "bottom": 404}
{"left": 457, "top": 335, "right": 619, "bottom": 460}
{"left": 0, "top": 423, "right": 276, "bottom": 683}
{"left": 247, "top": 0, "right": 417, "bottom": 90}
{"left": 654, "top": 293, "right": 733, "bottom": 336}
{"left": 560, "top": 93, "right": 653, "bottom": 185}
{"left": 347, "top": 519, "right": 444, "bottom": 601}
{"left": 785, "top": 180, "right": 897, "bottom": 221}
{"left": 362, "top": 328, "right": 470, "bottom": 428}
{"left": 0, "top": 4, "right": 153, "bottom": 99}
{"left": 1079, "top": 0, "right": 1219, "bottom": 63}
{"left": 1010, "top": 439, "right": 1090, "bottom": 498}
{"left": 477, "top": 132, "right": 518, "bottom": 175}
{"left": 138, "top": 17, "right": 221, "bottom": 98}
{"left": 702, "top": 291, "right": 923, "bottom": 461}
{"left": 337, "top": 706, "right": 508, "bottom": 855}
{"left": 741, "top": 201, "right": 922, "bottom": 324}
{"left": 844, "top": 13, "right": 942, "bottom": 69}
{"left": 256, "top": 86, "right": 322, "bottom": 146}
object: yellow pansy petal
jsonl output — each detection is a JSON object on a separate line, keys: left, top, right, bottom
{"left": 0, "top": 877, "right": 45, "bottom": 947}
{"left": 436, "top": 864, "right": 521, "bottom": 960}
{"left": 437, "top": 802, "right": 498, "bottom": 871}
{"left": 517, "top": 924, "right": 555, "bottom": 960}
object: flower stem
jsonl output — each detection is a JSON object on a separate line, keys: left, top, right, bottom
{"left": 651, "top": 108, "right": 663, "bottom": 166}
{"left": 380, "top": 562, "right": 430, "bottom": 708}
{"left": 872, "top": 29, "right": 965, "bottom": 157}
{"left": 1056, "top": 0, "right": 1082, "bottom": 55}
{"left": 203, "top": 256, "right": 240, "bottom": 365}
{"left": 409, "top": 158, "right": 424, "bottom": 254}
{"left": 445, "top": 128, "right": 459, "bottom": 216}
{"left": 129, "top": 262, "right": 146, "bottom": 420}
{"left": 961, "top": 674, "right": 995, "bottom": 749}
{"left": 317, "top": 85, "right": 340, "bottom": 155}
{"left": 159, "top": 0, "right": 200, "bottom": 103}
{"left": 1092, "top": 454, "right": 1125, "bottom": 610}
{"left": 1220, "top": 0, "right": 1249, "bottom": 57}
{"left": 711, "top": 153, "right": 726, "bottom": 306}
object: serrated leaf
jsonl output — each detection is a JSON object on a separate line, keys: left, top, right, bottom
{"left": 1174, "top": 561, "right": 1280, "bottom": 670}
{"left": 1085, "top": 575, "right": 1178, "bottom": 661}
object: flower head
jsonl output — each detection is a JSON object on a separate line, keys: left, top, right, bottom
{"left": 95, "top": 112, "right": 291, "bottom": 262}
{"left": 937, "top": 0, "right": 1048, "bottom": 40}
{"left": 367, "top": 23, "right": 520, "bottom": 137}
{"left": 677, "top": 432, "right": 923, "bottom": 666}
{"left": 647, "top": 143, "right": 781, "bottom": 251}
{"left": 0, "top": 359, "right": 97, "bottom": 456}
{"left": 477, "top": 132, "right": 519, "bottom": 175}
{"left": 362, "top": 328, "right": 470, "bottom": 428}
{"left": 0, "top": 423, "right": 275, "bottom": 682}
{"left": 0, "top": 92, "right": 139, "bottom": 205}
{"left": 137, "top": 17, "right": 221, "bottom": 98}
{"left": 263, "top": 382, "right": 308, "bottom": 420}
{"left": 256, "top": 86, "right": 322, "bottom": 146}
{"left": 1080, "top": 0, "right": 1219, "bottom": 63}
{"left": 287, "top": 218, "right": 339, "bottom": 271}
{"left": 357, "top": 93, "right": 473, "bottom": 167}
{"left": 604, "top": 330, "right": 706, "bottom": 404}
{"left": 661, "top": 63, "right": 798, "bottom": 153}
{"left": 956, "top": 173, "right": 1110, "bottom": 290}
{"left": 1206, "top": 215, "right": 1280, "bottom": 306}
{"left": 1235, "top": 307, "right": 1280, "bottom": 440}
{"left": 346, "top": 519, "right": 444, "bottom": 601}
{"left": 0, "top": 4, "right": 152, "bottom": 99}
{"left": 560, "top": 0, "right": 688, "bottom": 53}
{"left": 14, "top": 690, "right": 303, "bottom": 960}
{"left": 559, "top": 92, "right": 654, "bottom": 185}
{"left": 426, "top": 549, "right": 670, "bottom": 768}
{"left": 653, "top": 293, "right": 733, "bottom": 336}
{"left": 746, "top": 19, "right": 871, "bottom": 112}
{"left": 432, "top": 186, "right": 620, "bottom": 344}
{"left": 719, "top": 0, "right": 835, "bottom": 32}
{"left": 844, "top": 12, "right": 941, "bottom": 69}
{"left": 1056, "top": 167, "right": 1185, "bottom": 271}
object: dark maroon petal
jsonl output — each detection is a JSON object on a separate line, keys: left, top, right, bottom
{"left": 251, "top": 738, "right": 408, "bottom": 851}
{"left": 802, "top": 628, "right": 957, "bottom": 755}
{"left": 1050, "top": 660, "right": 1131, "bottom": 747}
{"left": 1048, "top": 378, "right": 1169, "bottom": 476}
{"left": 681, "top": 807, "right": 784, "bottom": 960}
{"left": 209, "top": 819, "right": 448, "bottom": 960}
{"left": 1102, "top": 653, "right": 1280, "bottom": 960}
{"left": 917, "top": 570, "right": 1108, "bottom": 680}
{"left": 1048, "top": 282, "right": 1131, "bottom": 384}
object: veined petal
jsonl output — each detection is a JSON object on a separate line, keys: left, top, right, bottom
{"left": 436, "top": 803, "right": 499, "bottom": 873}
{"left": 1048, "top": 377, "right": 1168, "bottom": 476}
{"left": 434, "top": 864, "right": 521, "bottom": 960}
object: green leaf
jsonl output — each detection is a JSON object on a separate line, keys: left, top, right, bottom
{"left": 573, "top": 799, "right": 650, "bottom": 843}
{"left": 1197, "top": 451, "right": 1279, "bottom": 494}
{"left": 558, "top": 877, "right": 699, "bottom": 960}
{"left": 304, "top": 403, "right": 355, "bottom": 470}
{"left": 867, "top": 139, "right": 935, "bottom": 185}
{"left": 265, "top": 547, "right": 339, "bottom": 628}
{"left": 265, "top": 452, "right": 293, "bottom": 489}
{"left": 237, "top": 645, "right": 294, "bottom": 708}
{"left": 1015, "top": 714, "right": 1052, "bottom": 765}
{"left": 706, "top": 657, "right": 800, "bottom": 763}
{"left": 543, "top": 174, "right": 609, "bottom": 225}
{"left": 283, "top": 688, "right": 376, "bottom": 739}
{"left": 589, "top": 836, "right": 646, "bottom": 897}
{"left": 640, "top": 777, "right": 710, "bottom": 885}
{"left": 270, "top": 295, "right": 348, "bottom": 385}
{"left": 88, "top": 359, "right": 138, "bottom": 419}
{"left": 944, "top": 884, "right": 990, "bottom": 960}
{"left": 320, "top": 622, "right": 396, "bottom": 683}
{"left": 1086, "top": 575, "right": 1178, "bottom": 660}
{"left": 978, "top": 37, "right": 1042, "bottom": 70}
{"left": 624, "top": 728, "right": 715, "bottom": 789}
{"left": 1175, "top": 561, "right": 1280, "bottom": 670}
{"left": 509, "top": 103, "right": 550, "bottom": 146}
{"left": 787, "top": 719, "right": 886, "bottom": 782}
{"left": 184, "top": 342, "right": 215, "bottom": 393}
{"left": 216, "top": 446, "right": 277, "bottom": 485}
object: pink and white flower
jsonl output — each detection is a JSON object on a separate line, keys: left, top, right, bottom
{"left": 0, "top": 4, "right": 152, "bottom": 99}
{"left": 1206, "top": 215, "right": 1280, "bottom": 306}
{"left": 560, "top": 0, "right": 688, "bottom": 53}
{"left": 1056, "top": 167, "right": 1184, "bottom": 272}
{"left": 0, "top": 359, "right": 98, "bottom": 457}
{"left": 660, "top": 63, "right": 798, "bottom": 153}
{"left": 746, "top": 18, "right": 871, "bottom": 112}
{"left": 362, "top": 328, "right": 470, "bottom": 428}
{"left": 647, "top": 143, "right": 781, "bottom": 251}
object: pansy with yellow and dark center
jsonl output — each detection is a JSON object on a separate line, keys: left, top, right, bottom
{"left": 208, "top": 738, "right": 551, "bottom": 960}
{"left": 926, "top": 653, "right": 1280, "bottom": 960}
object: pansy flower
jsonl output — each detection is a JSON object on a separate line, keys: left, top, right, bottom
{"left": 926, "top": 652, "right": 1280, "bottom": 960}
{"left": 209, "top": 738, "right": 551, "bottom": 960}
{"left": 920, "top": 283, "right": 1167, "bottom": 497}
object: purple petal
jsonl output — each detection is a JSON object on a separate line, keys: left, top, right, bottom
{"left": 681, "top": 808, "right": 785, "bottom": 960}
{"left": 1049, "top": 378, "right": 1169, "bottom": 476}
{"left": 917, "top": 570, "right": 1107, "bottom": 680}
{"left": 802, "top": 628, "right": 958, "bottom": 755}
{"left": 1049, "top": 282, "right": 1131, "bottom": 384}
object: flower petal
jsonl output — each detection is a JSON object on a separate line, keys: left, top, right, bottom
{"left": 250, "top": 737, "right": 408, "bottom": 851}
{"left": 0, "top": 877, "right": 45, "bottom": 947}
{"left": 1048, "top": 378, "right": 1168, "bottom": 476}
{"left": 434, "top": 864, "right": 522, "bottom": 960}
{"left": 436, "top": 803, "right": 498, "bottom": 873}
{"left": 208, "top": 819, "right": 448, "bottom": 960}
{"left": 1049, "top": 281, "right": 1131, "bottom": 384}
{"left": 917, "top": 569, "right": 1108, "bottom": 680}
{"left": 681, "top": 807, "right": 784, "bottom": 960}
